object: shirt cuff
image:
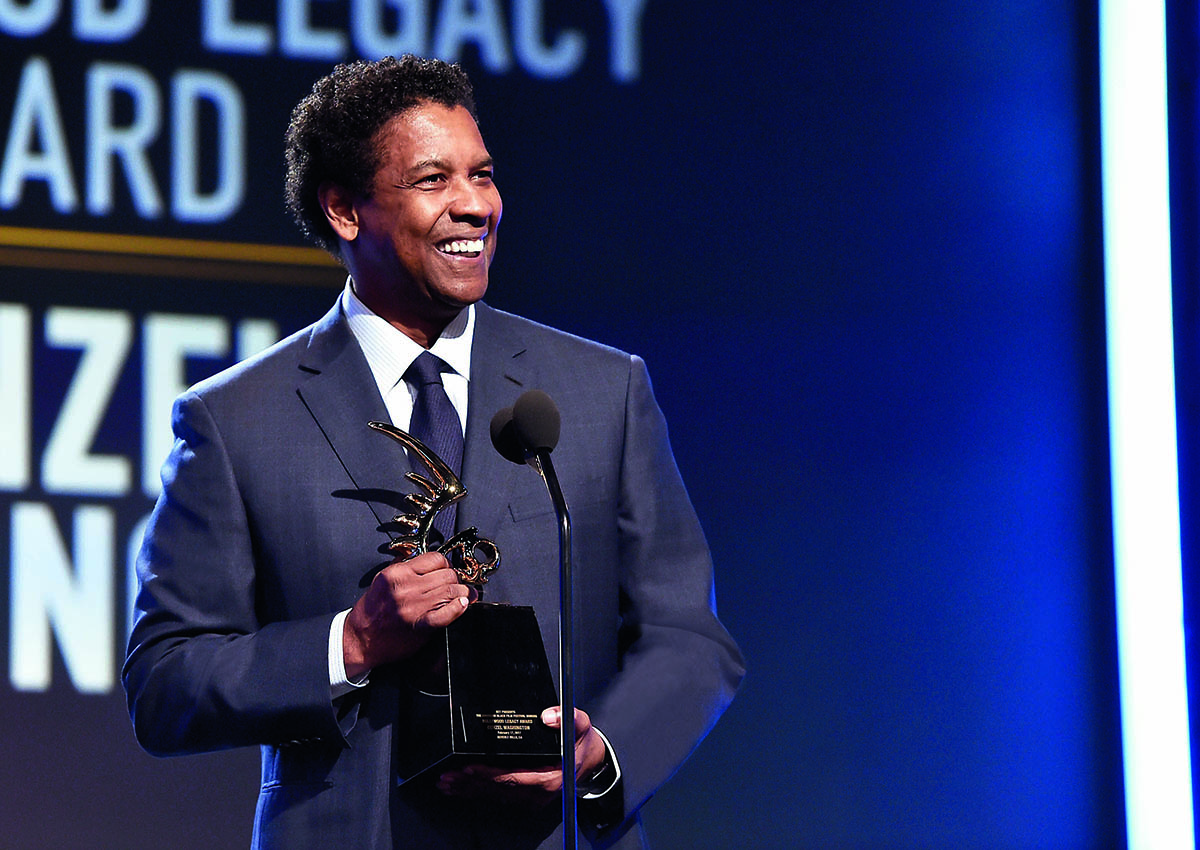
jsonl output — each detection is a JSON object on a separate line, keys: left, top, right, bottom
{"left": 329, "top": 608, "right": 369, "bottom": 700}
{"left": 580, "top": 727, "right": 622, "bottom": 799}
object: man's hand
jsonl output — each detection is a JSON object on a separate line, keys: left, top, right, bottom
{"left": 342, "top": 551, "right": 474, "bottom": 678}
{"left": 435, "top": 706, "right": 609, "bottom": 807}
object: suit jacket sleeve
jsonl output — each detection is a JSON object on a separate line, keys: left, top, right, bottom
{"left": 585, "top": 355, "right": 745, "bottom": 836}
{"left": 123, "top": 389, "right": 350, "bottom": 756}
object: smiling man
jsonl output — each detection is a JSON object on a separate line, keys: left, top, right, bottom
{"left": 318, "top": 99, "right": 500, "bottom": 347}
{"left": 123, "top": 56, "right": 743, "bottom": 850}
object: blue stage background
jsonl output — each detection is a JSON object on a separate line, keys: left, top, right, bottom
{"left": 0, "top": 2, "right": 1127, "bottom": 847}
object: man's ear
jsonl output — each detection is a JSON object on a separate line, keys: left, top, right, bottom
{"left": 319, "top": 181, "right": 359, "bottom": 242}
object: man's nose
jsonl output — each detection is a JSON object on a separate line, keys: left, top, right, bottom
{"left": 449, "top": 178, "right": 496, "bottom": 221}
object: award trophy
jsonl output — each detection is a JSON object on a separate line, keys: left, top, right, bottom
{"left": 368, "top": 421, "right": 560, "bottom": 784}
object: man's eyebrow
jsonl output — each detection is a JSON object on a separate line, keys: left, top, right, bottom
{"left": 405, "top": 156, "right": 494, "bottom": 174}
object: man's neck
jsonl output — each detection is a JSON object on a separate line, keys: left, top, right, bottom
{"left": 350, "top": 281, "right": 458, "bottom": 349}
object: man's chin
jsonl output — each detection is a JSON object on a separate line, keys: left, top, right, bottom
{"left": 434, "top": 280, "right": 489, "bottom": 311}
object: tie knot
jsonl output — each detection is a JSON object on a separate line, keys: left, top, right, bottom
{"left": 405, "top": 351, "right": 449, "bottom": 387}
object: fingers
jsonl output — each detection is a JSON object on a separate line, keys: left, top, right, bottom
{"left": 376, "top": 552, "right": 458, "bottom": 588}
{"left": 436, "top": 707, "right": 606, "bottom": 804}
{"left": 408, "top": 555, "right": 475, "bottom": 628}
{"left": 375, "top": 553, "right": 464, "bottom": 605}
{"left": 539, "top": 706, "right": 593, "bottom": 735}
{"left": 405, "top": 551, "right": 457, "bottom": 575}
{"left": 421, "top": 585, "right": 472, "bottom": 629}
{"left": 348, "top": 552, "right": 475, "bottom": 669}
{"left": 437, "top": 764, "right": 562, "bottom": 805}
{"left": 539, "top": 707, "right": 607, "bottom": 778}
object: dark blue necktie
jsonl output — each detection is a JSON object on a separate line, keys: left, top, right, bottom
{"left": 404, "top": 351, "right": 463, "bottom": 542}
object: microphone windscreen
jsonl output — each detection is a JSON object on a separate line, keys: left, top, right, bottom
{"left": 512, "top": 390, "right": 561, "bottom": 452}
{"left": 490, "top": 406, "right": 527, "bottom": 464}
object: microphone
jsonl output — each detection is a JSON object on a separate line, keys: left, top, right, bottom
{"left": 513, "top": 389, "right": 561, "bottom": 453}
{"left": 490, "top": 390, "right": 577, "bottom": 849}
{"left": 489, "top": 406, "right": 525, "bottom": 464}
{"left": 489, "top": 390, "right": 561, "bottom": 463}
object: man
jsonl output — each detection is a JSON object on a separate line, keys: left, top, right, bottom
{"left": 123, "top": 56, "right": 743, "bottom": 849}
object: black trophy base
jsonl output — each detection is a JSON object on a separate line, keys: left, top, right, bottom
{"left": 394, "top": 602, "right": 560, "bottom": 785}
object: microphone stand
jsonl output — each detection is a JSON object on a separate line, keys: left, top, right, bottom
{"left": 527, "top": 449, "right": 576, "bottom": 850}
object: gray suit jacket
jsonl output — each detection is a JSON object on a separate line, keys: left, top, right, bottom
{"left": 124, "top": 300, "right": 744, "bottom": 849}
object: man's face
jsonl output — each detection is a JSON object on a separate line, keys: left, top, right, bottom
{"left": 346, "top": 102, "right": 502, "bottom": 336}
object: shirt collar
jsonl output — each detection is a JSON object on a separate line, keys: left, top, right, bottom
{"left": 340, "top": 278, "right": 475, "bottom": 398}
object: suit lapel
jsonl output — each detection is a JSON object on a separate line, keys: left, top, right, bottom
{"left": 295, "top": 301, "right": 402, "bottom": 529}
{"left": 459, "top": 302, "right": 535, "bottom": 541}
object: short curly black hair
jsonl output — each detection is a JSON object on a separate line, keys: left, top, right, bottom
{"left": 284, "top": 55, "right": 477, "bottom": 256}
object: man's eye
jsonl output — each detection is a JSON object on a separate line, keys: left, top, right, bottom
{"left": 474, "top": 170, "right": 494, "bottom": 182}
{"left": 417, "top": 174, "right": 445, "bottom": 186}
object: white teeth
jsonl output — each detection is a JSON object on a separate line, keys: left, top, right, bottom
{"left": 440, "top": 238, "right": 484, "bottom": 254}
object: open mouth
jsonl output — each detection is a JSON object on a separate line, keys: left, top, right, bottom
{"left": 437, "top": 236, "right": 485, "bottom": 258}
